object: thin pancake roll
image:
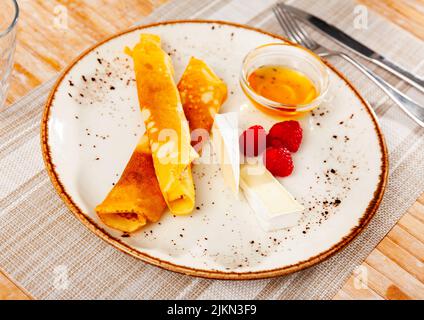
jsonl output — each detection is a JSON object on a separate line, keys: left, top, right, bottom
{"left": 178, "top": 57, "right": 227, "bottom": 151}
{"left": 95, "top": 36, "right": 227, "bottom": 232}
{"left": 130, "top": 34, "right": 198, "bottom": 215}
{"left": 95, "top": 135, "right": 165, "bottom": 233}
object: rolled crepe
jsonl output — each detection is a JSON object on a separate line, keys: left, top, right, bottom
{"left": 95, "top": 39, "right": 227, "bottom": 232}
{"left": 178, "top": 57, "right": 228, "bottom": 151}
{"left": 130, "top": 34, "right": 198, "bottom": 215}
{"left": 95, "top": 135, "right": 165, "bottom": 233}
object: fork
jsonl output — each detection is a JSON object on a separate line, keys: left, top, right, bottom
{"left": 273, "top": 3, "right": 424, "bottom": 127}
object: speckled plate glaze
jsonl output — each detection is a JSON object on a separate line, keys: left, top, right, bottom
{"left": 41, "top": 21, "right": 388, "bottom": 279}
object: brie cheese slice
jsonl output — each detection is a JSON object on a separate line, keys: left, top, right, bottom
{"left": 212, "top": 112, "right": 240, "bottom": 195}
{"left": 240, "top": 162, "right": 304, "bottom": 231}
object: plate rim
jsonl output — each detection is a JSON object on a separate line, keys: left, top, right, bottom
{"left": 40, "top": 19, "right": 389, "bottom": 280}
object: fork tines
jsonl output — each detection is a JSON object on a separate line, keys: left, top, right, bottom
{"left": 273, "top": 3, "right": 317, "bottom": 50}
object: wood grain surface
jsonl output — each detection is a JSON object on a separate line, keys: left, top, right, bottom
{"left": 1, "top": 0, "right": 423, "bottom": 300}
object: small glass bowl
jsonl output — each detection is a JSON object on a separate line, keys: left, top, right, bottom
{"left": 240, "top": 43, "right": 329, "bottom": 117}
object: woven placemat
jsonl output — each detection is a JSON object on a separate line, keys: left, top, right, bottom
{"left": 0, "top": 0, "right": 423, "bottom": 299}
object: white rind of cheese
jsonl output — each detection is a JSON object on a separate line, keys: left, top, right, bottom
{"left": 240, "top": 163, "right": 304, "bottom": 232}
{"left": 212, "top": 112, "right": 240, "bottom": 195}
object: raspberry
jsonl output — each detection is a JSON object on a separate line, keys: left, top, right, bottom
{"left": 263, "top": 147, "right": 294, "bottom": 177}
{"left": 266, "top": 120, "right": 303, "bottom": 152}
{"left": 239, "top": 125, "right": 267, "bottom": 157}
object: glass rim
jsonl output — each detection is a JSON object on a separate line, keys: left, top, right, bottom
{"left": 0, "top": 0, "right": 19, "bottom": 38}
{"left": 240, "top": 42, "right": 330, "bottom": 111}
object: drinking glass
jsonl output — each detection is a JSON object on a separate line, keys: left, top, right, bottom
{"left": 0, "top": 0, "right": 19, "bottom": 107}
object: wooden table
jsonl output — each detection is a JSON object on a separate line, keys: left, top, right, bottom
{"left": 1, "top": 0, "right": 423, "bottom": 300}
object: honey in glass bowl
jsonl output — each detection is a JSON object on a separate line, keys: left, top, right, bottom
{"left": 248, "top": 65, "right": 318, "bottom": 106}
{"left": 240, "top": 43, "right": 329, "bottom": 117}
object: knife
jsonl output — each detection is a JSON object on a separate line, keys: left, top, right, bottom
{"left": 284, "top": 4, "right": 424, "bottom": 94}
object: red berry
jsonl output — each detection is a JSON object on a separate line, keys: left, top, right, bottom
{"left": 239, "top": 125, "right": 267, "bottom": 157}
{"left": 263, "top": 147, "right": 294, "bottom": 177}
{"left": 266, "top": 120, "right": 303, "bottom": 152}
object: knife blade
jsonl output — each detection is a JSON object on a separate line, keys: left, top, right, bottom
{"left": 284, "top": 4, "right": 424, "bottom": 93}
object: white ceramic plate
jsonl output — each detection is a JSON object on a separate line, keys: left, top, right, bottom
{"left": 41, "top": 21, "right": 388, "bottom": 279}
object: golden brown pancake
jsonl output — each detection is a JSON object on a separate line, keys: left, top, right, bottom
{"left": 178, "top": 57, "right": 228, "bottom": 152}
{"left": 130, "top": 34, "right": 197, "bottom": 215}
{"left": 95, "top": 36, "right": 227, "bottom": 232}
{"left": 95, "top": 135, "right": 164, "bottom": 233}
